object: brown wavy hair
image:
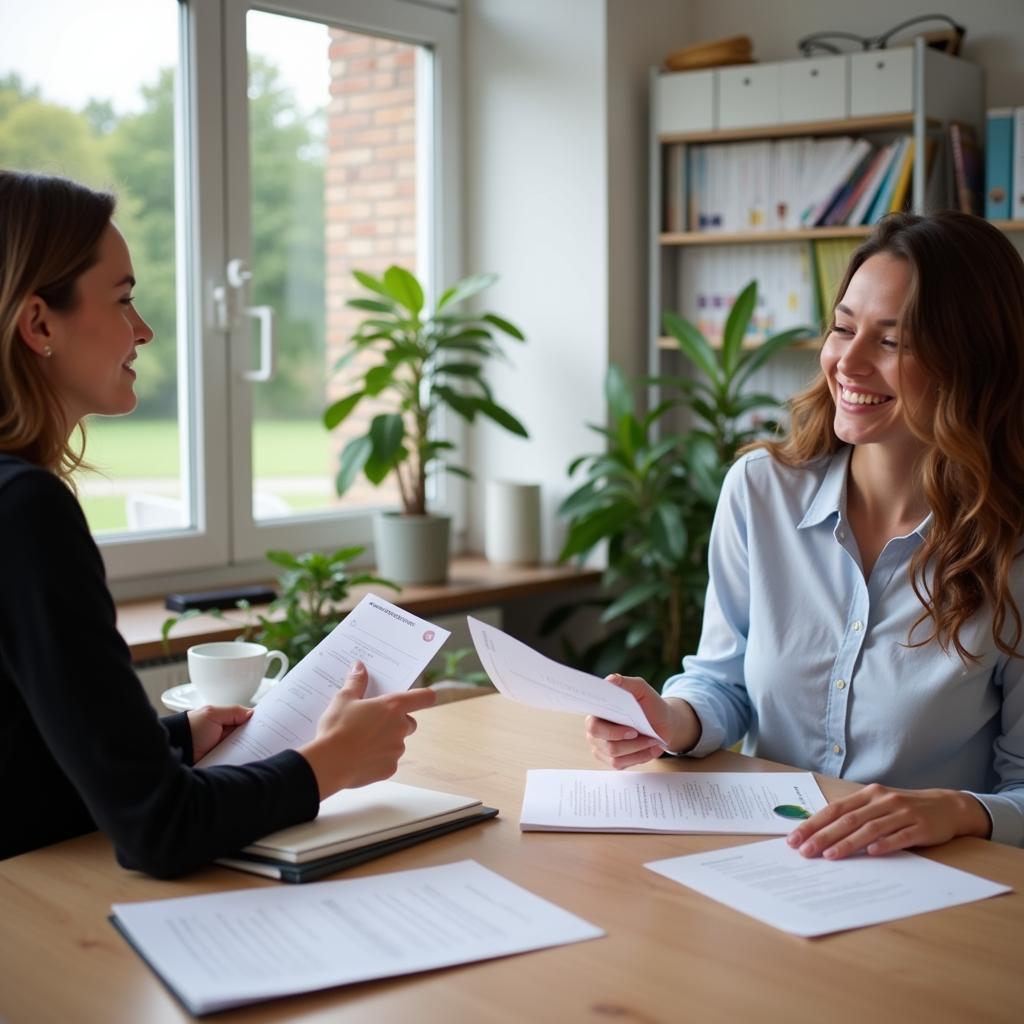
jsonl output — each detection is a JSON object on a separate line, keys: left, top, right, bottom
{"left": 754, "top": 211, "right": 1024, "bottom": 663}
{"left": 0, "top": 171, "right": 116, "bottom": 480}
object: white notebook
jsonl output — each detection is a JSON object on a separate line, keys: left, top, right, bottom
{"left": 243, "top": 781, "right": 484, "bottom": 864}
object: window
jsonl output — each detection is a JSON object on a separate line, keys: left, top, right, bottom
{"left": 0, "top": 0, "right": 460, "bottom": 585}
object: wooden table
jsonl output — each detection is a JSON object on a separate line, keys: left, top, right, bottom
{"left": 2, "top": 696, "right": 1022, "bottom": 1023}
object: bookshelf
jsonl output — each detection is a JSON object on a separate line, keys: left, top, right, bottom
{"left": 648, "top": 38, "right": 985, "bottom": 400}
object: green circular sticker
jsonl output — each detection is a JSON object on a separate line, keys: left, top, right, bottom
{"left": 772, "top": 804, "right": 811, "bottom": 820}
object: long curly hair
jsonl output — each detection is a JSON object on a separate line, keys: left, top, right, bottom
{"left": 0, "top": 171, "right": 115, "bottom": 480}
{"left": 755, "top": 211, "right": 1024, "bottom": 663}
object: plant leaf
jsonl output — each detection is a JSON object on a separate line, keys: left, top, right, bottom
{"left": 335, "top": 435, "right": 373, "bottom": 495}
{"left": 650, "top": 501, "right": 688, "bottom": 562}
{"left": 437, "top": 272, "right": 496, "bottom": 311}
{"left": 733, "top": 325, "right": 815, "bottom": 391}
{"left": 323, "top": 391, "right": 364, "bottom": 430}
{"left": 601, "top": 579, "right": 667, "bottom": 622}
{"left": 605, "top": 364, "right": 634, "bottom": 421}
{"left": 381, "top": 265, "right": 424, "bottom": 314}
{"left": 475, "top": 398, "right": 529, "bottom": 437}
{"left": 347, "top": 297, "right": 395, "bottom": 313}
{"left": 721, "top": 280, "right": 757, "bottom": 376}
{"left": 483, "top": 312, "right": 524, "bottom": 339}
{"left": 663, "top": 310, "right": 720, "bottom": 385}
{"left": 369, "top": 412, "right": 405, "bottom": 463}
{"left": 559, "top": 502, "right": 634, "bottom": 560}
{"left": 352, "top": 269, "right": 395, "bottom": 302}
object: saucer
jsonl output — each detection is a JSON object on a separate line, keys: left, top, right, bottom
{"left": 161, "top": 677, "right": 277, "bottom": 712}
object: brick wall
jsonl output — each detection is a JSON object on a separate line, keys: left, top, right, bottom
{"left": 324, "top": 29, "right": 418, "bottom": 508}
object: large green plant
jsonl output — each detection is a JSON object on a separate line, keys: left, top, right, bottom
{"left": 323, "top": 267, "right": 528, "bottom": 516}
{"left": 552, "top": 282, "right": 811, "bottom": 688}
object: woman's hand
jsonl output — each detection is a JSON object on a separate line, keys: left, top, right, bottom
{"left": 585, "top": 675, "right": 702, "bottom": 769}
{"left": 786, "top": 783, "right": 992, "bottom": 859}
{"left": 186, "top": 704, "right": 254, "bottom": 763}
{"left": 298, "top": 660, "right": 437, "bottom": 796}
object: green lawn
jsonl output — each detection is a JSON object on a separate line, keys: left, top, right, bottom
{"left": 82, "top": 418, "right": 333, "bottom": 478}
{"left": 78, "top": 419, "right": 336, "bottom": 532}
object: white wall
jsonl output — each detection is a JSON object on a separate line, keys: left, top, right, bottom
{"left": 461, "top": 0, "right": 692, "bottom": 561}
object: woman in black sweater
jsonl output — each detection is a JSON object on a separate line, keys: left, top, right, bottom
{"left": 0, "top": 170, "right": 435, "bottom": 876}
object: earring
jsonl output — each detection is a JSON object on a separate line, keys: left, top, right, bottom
{"left": 42, "top": 345, "right": 53, "bottom": 359}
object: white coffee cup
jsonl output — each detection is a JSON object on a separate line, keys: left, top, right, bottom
{"left": 187, "top": 641, "right": 289, "bottom": 706}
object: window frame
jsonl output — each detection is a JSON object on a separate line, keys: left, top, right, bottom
{"left": 99, "top": 0, "right": 462, "bottom": 592}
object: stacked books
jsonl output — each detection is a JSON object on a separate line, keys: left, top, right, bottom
{"left": 217, "top": 781, "right": 498, "bottom": 883}
{"left": 668, "top": 135, "right": 939, "bottom": 233}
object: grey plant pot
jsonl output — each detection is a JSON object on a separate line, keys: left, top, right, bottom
{"left": 373, "top": 512, "right": 451, "bottom": 585}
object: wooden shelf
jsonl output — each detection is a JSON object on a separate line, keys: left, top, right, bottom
{"left": 661, "top": 226, "right": 874, "bottom": 246}
{"left": 120, "top": 556, "right": 602, "bottom": 662}
{"left": 659, "top": 113, "right": 936, "bottom": 145}
{"left": 990, "top": 219, "right": 1024, "bottom": 233}
{"left": 657, "top": 336, "right": 821, "bottom": 352}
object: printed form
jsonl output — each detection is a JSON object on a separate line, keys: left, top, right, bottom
{"left": 467, "top": 616, "right": 659, "bottom": 739}
{"left": 199, "top": 594, "right": 449, "bottom": 768}
{"left": 646, "top": 838, "right": 1011, "bottom": 937}
{"left": 521, "top": 769, "right": 828, "bottom": 834}
{"left": 111, "top": 860, "right": 604, "bottom": 1015}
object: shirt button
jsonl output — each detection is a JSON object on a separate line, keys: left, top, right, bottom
{"left": 835, "top": 679, "right": 846, "bottom": 690}
{"left": 852, "top": 620, "right": 863, "bottom": 631}
{"left": 832, "top": 744, "right": 842, "bottom": 754}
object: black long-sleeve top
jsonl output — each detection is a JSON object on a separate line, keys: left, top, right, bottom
{"left": 0, "top": 454, "right": 320, "bottom": 876}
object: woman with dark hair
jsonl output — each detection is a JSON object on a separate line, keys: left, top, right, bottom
{"left": 0, "top": 170, "right": 435, "bottom": 874}
{"left": 586, "top": 211, "right": 1024, "bottom": 856}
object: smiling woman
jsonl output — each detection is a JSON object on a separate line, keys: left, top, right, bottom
{"left": 19, "top": 224, "right": 154, "bottom": 428}
{"left": 585, "top": 211, "right": 1024, "bottom": 861}
{"left": 0, "top": 170, "right": 438, "bottom": 873}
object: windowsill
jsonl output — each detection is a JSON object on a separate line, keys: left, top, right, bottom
{"left": 121, "top": 555, "right": 601, "bottom": 661}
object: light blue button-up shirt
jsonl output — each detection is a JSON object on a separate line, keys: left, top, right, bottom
{"left": 662, "top": 446, "right": 1024, "bottom": 847}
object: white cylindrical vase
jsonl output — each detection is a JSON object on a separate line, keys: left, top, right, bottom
{"left": 484, "top": 481, "right": 541, "bottom": 565}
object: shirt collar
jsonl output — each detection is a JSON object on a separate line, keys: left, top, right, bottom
{"left": 797, "top": 444, "right": 933, "bottom": 539}
{"left": 799, "top": 446, "right": 852, "bottom": 530}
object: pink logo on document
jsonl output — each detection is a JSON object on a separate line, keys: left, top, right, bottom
{"left": 423, "top": 630, "right": 435, "bottom": 642}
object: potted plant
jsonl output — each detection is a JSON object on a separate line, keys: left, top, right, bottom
{"left": 324, "top": 266, "right": 528, "bottom": 584}
{"left": 162, "top": 546, "right": 397, "bottom": 665}
{"left": 547, "top": 282, "right": 812, "bottom": 687}
{"left": 418, "top": 646, "right": 496, "bottom": 704}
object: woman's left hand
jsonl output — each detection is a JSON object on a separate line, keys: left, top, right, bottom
{"left": 786, "top": 783, "right": 992, "bottom": 860}
{"left": 186, "top": 704, "right": 254, "bottom": 763}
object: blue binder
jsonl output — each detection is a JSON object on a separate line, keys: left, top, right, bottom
{"left": 985, "top": 109, "right": 1013, "bottom": 220}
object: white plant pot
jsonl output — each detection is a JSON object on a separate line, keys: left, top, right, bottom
{"left": 373, "top": 512, "right": 451, "bottom": 585}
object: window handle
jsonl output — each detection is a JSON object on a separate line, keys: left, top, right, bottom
{"left": 220, "top": 259, "right": 277, "bottom": 383}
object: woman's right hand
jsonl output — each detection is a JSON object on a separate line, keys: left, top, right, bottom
{"left": 298, "top": 660, "right": 437, "bottom": 797}
{"left": 585, "top": 674, "right": 701, "bottom": 769}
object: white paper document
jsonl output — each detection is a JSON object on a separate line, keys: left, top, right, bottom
{"left": 111, "top": 860, "right": 604, "bottom": 1015}
{"left": 467, "top": 616, "right": 659, "bottom": 738}
{"left": 646, "top": 837, "right": 1011, "bottom": 937}
{"left": 520, "top": 769, "right": 828, "bottom": 834}
{"left": 198, "top": 594, "right": 449, "bottom": 768}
